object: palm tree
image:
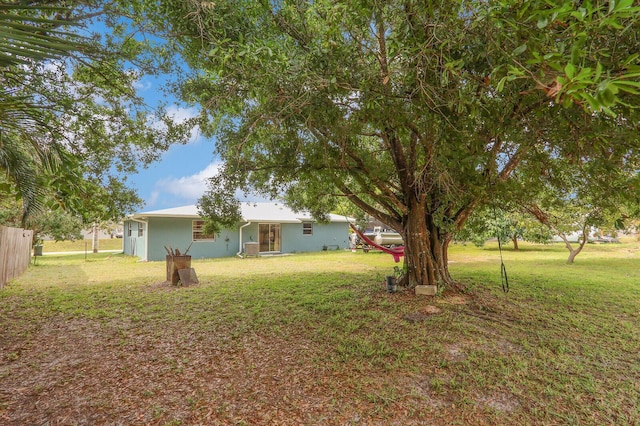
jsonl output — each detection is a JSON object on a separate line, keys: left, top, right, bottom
{"left": 0, "top": 2, "right": 83, "bottom": 67}
{"left": 0, "top": 2, "right": 87, "bottom": 224}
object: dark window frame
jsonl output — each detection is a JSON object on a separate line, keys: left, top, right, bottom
{"left": 192, "top": 220, "right": 215, "bottom": 241}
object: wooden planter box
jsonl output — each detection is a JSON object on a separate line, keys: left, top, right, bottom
{"left": 166, "top": 255, "right": 192, "bottom": 285}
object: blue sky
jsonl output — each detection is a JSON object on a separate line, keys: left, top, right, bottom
{"left": 127, "top": 105, "right": 218, "bottom": 211}
{"left": 83, "top": 20, "right": 232, "bottom": 213}
{"left": 127, "top": 78, "right": 272, "bottom": 213}
{"left": 90, "top": 19, "right": 273, "bottom": 213}
{"left": 126, "top": 75, "right": 229, "bottom": 212}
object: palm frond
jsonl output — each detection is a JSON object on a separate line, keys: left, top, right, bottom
{"left": 0, "top": 131, "right": 47, "bottom": 224}
{"left": 0, "top": 4, "right": 87, "bottom": 66}
{"left": 0, "top": 3, "right": 93, "bottom": 222}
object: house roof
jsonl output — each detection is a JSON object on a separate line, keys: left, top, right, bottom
{"left": 129, "top": 202, "right": 352, "bottom": 224}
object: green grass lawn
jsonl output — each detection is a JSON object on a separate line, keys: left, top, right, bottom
{"left": 42, "top": 238, "right": 123, "bottom": 252}
{"left": 1, "top": 242, "right": 639, "bottom": 425}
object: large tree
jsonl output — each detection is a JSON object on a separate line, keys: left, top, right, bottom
{"left": 141, "top": 1, "right": 640, "bottom": 289}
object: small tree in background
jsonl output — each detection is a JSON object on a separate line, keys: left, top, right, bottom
{"left": 456, "top": 207, "right": 552, "bottom": 250}
{"left": 522, "top": 193, "right": 636, "bottom": 264}
{"left": 514, "top": 137, "right": 640, "bottom": 263}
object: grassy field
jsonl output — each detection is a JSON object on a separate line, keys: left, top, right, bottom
{"left": 1, "top": 242, "right": 639, "bottom": 425}
{"left": 42, "top": 238, "right": 123, "bottom": 252}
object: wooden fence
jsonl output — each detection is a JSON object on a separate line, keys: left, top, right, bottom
{"left": 0, "top": 225, "right": 33, "bottom": 289}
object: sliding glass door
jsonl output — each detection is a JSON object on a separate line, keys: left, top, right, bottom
{"left": 259, "top": 223, "right": 281, "bottom": 252}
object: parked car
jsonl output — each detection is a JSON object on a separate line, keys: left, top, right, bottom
{"left": 112, "top": 231, "right": 123, "bottom": 238}
{"left": 592, "top": 235, "right": 619, "bottom": 243}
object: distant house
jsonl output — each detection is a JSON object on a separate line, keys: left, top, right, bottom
{"left": 123, "top": 203, "right": 351, "bottom": 261}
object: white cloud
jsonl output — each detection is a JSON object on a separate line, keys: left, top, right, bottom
{"left": 154, "top": 162, "right": 222, "bottom": 203}
{"left": 165, "top": 105, "right": 198, "bottom": 122}
{"left": 127, "top": 69, "right": 153, "bottom": 91}
{"left": 133, "top": 80, "right": 153, "bottom": 91}
{"left": 151, "top": 162, "right": 273, "bottom": 207}
{"left": 147, "top": 190, "right": 160, "bottom": 207}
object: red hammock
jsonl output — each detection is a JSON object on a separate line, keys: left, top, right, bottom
{"left": 349, "top": 223, "right": 404, "bottom": 263}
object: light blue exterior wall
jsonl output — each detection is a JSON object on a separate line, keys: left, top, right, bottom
{"left": 240, "top": 222, "right": 349, "bottom": 254}
{"left": 124, "top": 217, "right": 350, "bottom": 261}
{"left": 122, "top": 220, "right": 147, "bottom": 259}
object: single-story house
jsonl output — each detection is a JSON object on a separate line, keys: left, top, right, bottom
{"left": 123, "top": 202, "right": 351, "bottom": 261}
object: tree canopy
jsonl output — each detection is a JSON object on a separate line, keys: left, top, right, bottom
{"left": 123, "top": 1, "right": 640, "bottom": 289}
{"left": 0, "top": 1, "right": 193, "bottom": 226}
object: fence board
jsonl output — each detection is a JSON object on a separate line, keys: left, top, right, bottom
{"left": 0, "top": 225, "right": 33, "bottom": 289}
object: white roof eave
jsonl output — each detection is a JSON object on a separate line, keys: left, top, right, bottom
{"left": 127, "top": 203, "right": 354, "bottom": 224}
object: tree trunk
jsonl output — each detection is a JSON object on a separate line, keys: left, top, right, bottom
{"left": 558, "top": 232, "right": 587, "bottom": 264}
{"left": 512, "top": 235, "right": 519, "bottom": 251}
{"left": 400, "top": 204, "right": 459, "bottom": 291}
{"left": 92, "top": 223, "right": 99, "bottom": 253}
{"left": 524, "top": 204, "right": 588, "bottom": 264}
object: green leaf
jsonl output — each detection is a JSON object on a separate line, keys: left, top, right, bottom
{"left": 597, "top": 86, "right": 616, "bottom": 106}
{"left": 570, "top": 45, "right": 581, "bottom": 65}
{"left": 513, "top": 44, "right": 527, "bottom": 56}
{"left": 602, "top": 17, "right": 624, "bottom": 29}
{"left": 537, "top": 17, "right": 549, "bottom": 29}
{"left": 570, "top": 10, "right": 585, "bottom": 21}
{"left": 601, "top": 105, "right": 617, "bottom": 117}
{"left": 615, "top": 0, "right": 634, "bottom": 11}
{"left": 564, "top": 63, "right": 576, "bottom": 80}
{"left": 595, "top": 63, "right": 604, "bottom": 81}
{"left": 610, "top": 80, "right": 640, "bottom": 94}
{"left": 575, "top": 67, "right": 593, "bottom": 81}
{"left": 581, "top": 93, "right": 601, "bottom": 111}
{"left": 623, "top": 53, "right": 640, "bottom": 66}
{"left": 496, "top": 76, "right": 508, "bottom": 92}
{"left": 612, "top": 80, "right": 640, "bottom": 88}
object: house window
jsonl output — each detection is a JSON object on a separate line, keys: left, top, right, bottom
{"left": 128, "top": 222, "right": 132, "bottom": 237}
{"left": 302, "top": 222, "right": 313, "bottom": 236}
{"left": 138, "top": 223, "right": 144, "bottom": 237}
{"left": 192, "top": 220, "right": 215, "bottom": 241}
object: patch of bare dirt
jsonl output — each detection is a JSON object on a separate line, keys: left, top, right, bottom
{"left": 0, "top": 316, "right": 341, "bottom": 425}
{"left": 443, "top": 344, "right": 467, "bottom": 362}
{"left": 0, "top": 284, "right": 526, "bottom": 425}
{"left": 442, "top": 295, "right": 470, "bottom": 305}
{"left": 476, "top": 392, "right": 521, "bottom": 413}
{"left": 402, "top": 305, "right": 441, "bottom": 323}
{"left": 1, "top": 315, "right": 466, "bottom": 425}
